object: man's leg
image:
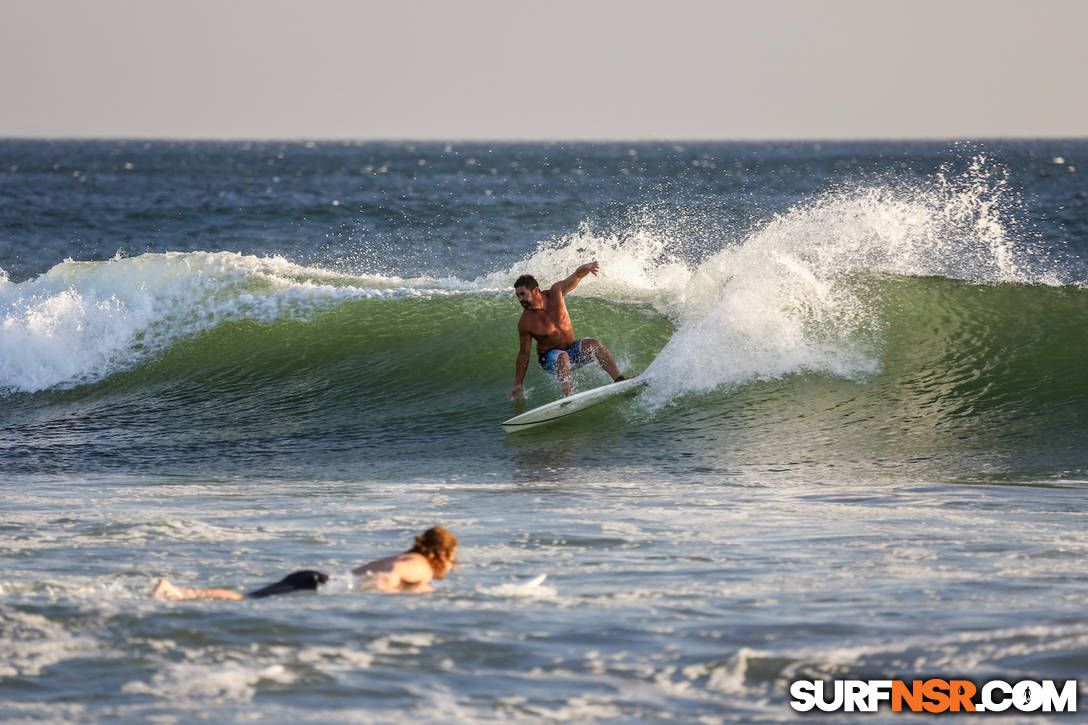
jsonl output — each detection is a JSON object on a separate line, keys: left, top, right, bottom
{"left": 580, "top": 339, "right": 623, "bottom": 381}
{"left": 554, "top": 352, "right": 575, "bottom": 396}
{"left": 151, "top": 570, "right": 328, "bottom": 601}
{"left": 151, "top": 578, "right": 245, "bottom": 600}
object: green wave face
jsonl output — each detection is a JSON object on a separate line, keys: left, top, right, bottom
{"left": 861, "top": 277, "right": 1087, "bottom": 466}
{"left": 0, "top": 256, "right": 675, "bottom": 476}
{"left": 6, "top": 265, "right": 1084, "bottom": 480}
{"left": 631, "top": 275, "right": 1088, "bottom": 481}
{"left": 874, "top": 276, "right": 1087, "bottom": 416}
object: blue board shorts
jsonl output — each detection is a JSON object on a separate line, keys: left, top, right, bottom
{"left": 538, "top": 339, "right": 592, "bottom": 374}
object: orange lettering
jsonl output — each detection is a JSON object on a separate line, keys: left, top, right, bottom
{"left": 892, "top": 680, "right": 924, "bottom": 712}
{"left": 948, "top": 680, "right": 976, "bottom": 712}
{"left": 922, "top": 679, "right": 951, "bottom": 713}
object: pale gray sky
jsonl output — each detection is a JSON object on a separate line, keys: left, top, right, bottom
{"left": 2, "top": 0, "right": 1086, "bottom": 140}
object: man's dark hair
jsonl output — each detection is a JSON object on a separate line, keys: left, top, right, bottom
{"left": 513, "top": 274, "right": 539, "bottom": 290}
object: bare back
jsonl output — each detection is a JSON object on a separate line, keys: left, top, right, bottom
{"left": 351, "top": 552, "right": 436, "bottom": 592}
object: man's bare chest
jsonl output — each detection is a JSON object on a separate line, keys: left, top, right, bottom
{"left": 522, "top": 308, "right": 568, "bottom": 338}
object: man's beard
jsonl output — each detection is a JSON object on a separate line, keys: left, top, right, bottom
{"left": 519, "top": 300, "right": 531, "bottom": 309}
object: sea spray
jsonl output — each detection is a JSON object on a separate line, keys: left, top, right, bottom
{"left": 483, "top": 221, "right": 695, "bottom": 309}
{"left": 495, "top": 155, "right": 1065, "bottom": 403}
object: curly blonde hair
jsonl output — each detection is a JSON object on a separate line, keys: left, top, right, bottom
{"left": 407, "top": 526, "right": 458, "bottom": 576}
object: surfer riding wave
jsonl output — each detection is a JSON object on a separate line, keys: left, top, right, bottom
{"left": 508, "top": 261, "right": 629, "bottom": 399}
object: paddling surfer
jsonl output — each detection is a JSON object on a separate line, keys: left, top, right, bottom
{"left": 150, "top": 526, "right": 457, "bottom": 600}
{"left": 508, "top": 261, "right": 627, "bottom": 399}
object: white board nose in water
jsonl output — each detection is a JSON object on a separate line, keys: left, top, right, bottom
{"left": 501, "top": 376, "right": 648, "bottom": 432}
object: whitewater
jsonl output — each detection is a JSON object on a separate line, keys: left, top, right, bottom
{"left": 1, "top": 139, "right": 1085, "bottom": 723}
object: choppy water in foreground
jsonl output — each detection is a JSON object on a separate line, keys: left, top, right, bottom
{"left": 1, "top": 140, "right": 1086, "bottom": 722}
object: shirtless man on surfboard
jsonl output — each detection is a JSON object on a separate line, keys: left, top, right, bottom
{"left": 508, "top": 261, "right": 627, "bottom": 399}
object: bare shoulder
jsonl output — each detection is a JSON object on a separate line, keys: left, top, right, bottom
{"left": 352, "top": 554, "right": 397, "bottom": 576}
{"left": 393, "top": 552, "right": 431, "bottom": 571}
{"left": 354, "top": 552, "right": 429, "bottom": 575}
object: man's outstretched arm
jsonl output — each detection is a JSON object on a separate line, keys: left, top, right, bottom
{"left": 508, "top": 329, "right": 533, "bottom": 400}
{"left": 552, "top": 261, "right": 599, "bottom": 295}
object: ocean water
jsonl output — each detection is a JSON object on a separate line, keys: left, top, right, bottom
{"left": 1, "top": 139, "right": 1086, "bottom": 723}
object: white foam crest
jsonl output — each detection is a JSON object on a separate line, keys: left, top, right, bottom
{"left": 745, "top": 157, "right": 1037, "bottom": 286}
{"left": 295, "top": 644, "right": 375, "bottom": 672}
{"left": 490, "top": 207, "right": 883, "bottom": 401}
{"left": 120, "top": 661, "right": 296, "bottom": 702}
{"left": 0, "top": 611, "right": 101, "bottom": 678}
{"left": 683, "top": 646, "right": 768, "bottom": 696}
{"left": 479, "top": 222, "right": 696, "bottom": 307}
{"left": 487, "top": 155, "right": 1053, "bottom": 402}
{"left": 638, "top": 155, "right": 1051, "bottom": 400}
{"left": 366, "top": 632, "right": 440, "bottom": 655}
{"left": 643, "top": 227, "right": 882, "bottom": 400}
{"left": 0, "top": 251, "right": 477, "bottom": 394}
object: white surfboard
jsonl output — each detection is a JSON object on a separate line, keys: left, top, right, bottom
{"left": 501, "top": 376, "right": 648, "bottom": 432}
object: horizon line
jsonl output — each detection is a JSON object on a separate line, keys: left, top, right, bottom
{"left": 3, "top": 133, "right": 1087, "bottom": 144}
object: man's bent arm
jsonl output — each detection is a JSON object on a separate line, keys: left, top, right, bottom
{"left": 553, "top": 261, "right": 599, "bottom": 295}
